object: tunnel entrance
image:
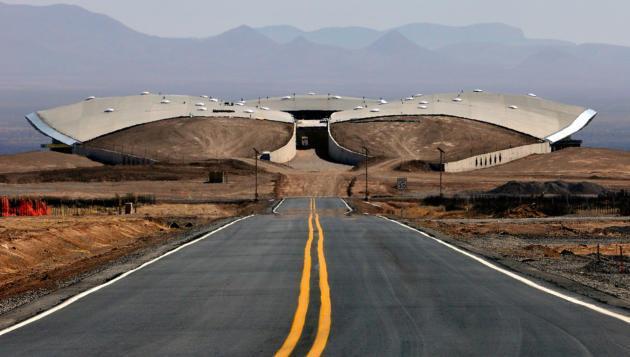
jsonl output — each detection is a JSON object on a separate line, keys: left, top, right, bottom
{"left": 297, "top": 126, "right": 329, "bottom": 157}
{"left": 290, "top": 110, "right": 337, "bottom": 161}
{"left": 287, "top": 110, "right": 337, "bottom": 120}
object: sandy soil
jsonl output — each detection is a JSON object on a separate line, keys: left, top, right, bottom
{"left": 0, "top": 152, "right": 101, "bottom": 174}
{"left": 288, "top": 149, "right": 352, "bottom": 172}
{"left": 87, "top": 117, "right": 293, "bottom": 162}
{"left": 480, "top": 147, "right": 630, "bottom": 179}
{"left": 331, "top": 116, "right": 538, "bottom": 161}
{"left": 1, "top": 146, "right": 630, "bottom": 201}
{"left": 0, "top": 216, "right": 166, "bottom": 299}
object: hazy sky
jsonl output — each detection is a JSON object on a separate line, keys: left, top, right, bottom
{"left": 4, "top": 0, "right": 628, "bottom": 46}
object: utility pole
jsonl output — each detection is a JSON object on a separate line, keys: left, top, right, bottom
{"left": 253, "top": 148, "right": 260, "bottom": 202}
{"left": 438, "top": 147, "right": 445, "bottom": 197}
{"left": 362, "top": 146, "right": 369, "bottom": 201}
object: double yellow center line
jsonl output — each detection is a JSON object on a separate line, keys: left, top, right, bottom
{"left": 275, "top": 198, "right": 332, "bottom": 357}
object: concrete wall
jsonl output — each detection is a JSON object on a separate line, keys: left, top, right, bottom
{"left": 444, "top": 142, "right": 551, "bottom": 173}
{"left": 327, "top": 124, "right": 365, "bottom": 165}
{"left": 74, "top": 145, "right": 157, "bottom": 165}
{"left": 269, "top": 124, "right": 297, "bottom": 163}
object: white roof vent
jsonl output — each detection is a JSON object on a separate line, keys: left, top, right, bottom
{"left": 473, "top": 89, "right": 484, "bottom": 93}
{"left": 195, "top": 102, "right": 206, "bottom": 107}
{"left": 418, "top": 105, "right": 428, "bottom": 109}
{"left": 104, "top": 108, "right": 115, "bottom": 113}
{"left": 354, "top": 106, "right": 364, "bottom": 110}
{"left": 331, "top": 95, "right": 342, "bottom": 99}
{"left": 261, "top": 106, "right": 270, "bottom": 111}
{"left": 198, "top": 107, "right": 208, "bottom": 111}
{"left": 308, "top": 92, "right": 316, "bottom": 95}
{"left": 452, "top": 98, "right": 463, "bottom": 102}
{"left": 244, "top": 109, "right": 255, "bottom": 114}
{"left": 200, "top": 95, "right": 209, "bottom": 98}
{"left": 508, "top": 105, "right": 519, "bottom": 110}
{"left": 370, "top": 108, "right": 381, "bottom": 113}
{"left": 210, "top": 98, "right": 219, "bottom": 102}
{"left": 404, "top": 97, "right": 414, "bottom": 101}
{"left": 414, "top": 93, "right": 423, "bottom": 97}
{"left": 528, "top": 93, "right": 538, "bottom": 97}
{"left": 235, "top": 102, "right": 245, "bottom": 106}
{"left": 281, "top": 95, "right": 292, "bottom": 100}
{"left": 141, "top": 91, "right": 151, "bottom": 95}
{"left": 160, "top": 99, "right": 171, "bottom": 104}
{"left": 419, "top": 100, "right": 429, "bottom": 105}
{"left": 379, "top": 99, "right": 388, "bottom": 105}
{"left": 85, "top": 96, "right": 96, "bottom": 101}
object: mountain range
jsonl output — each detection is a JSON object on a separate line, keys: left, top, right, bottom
{"left": 0, "top": 1, "right": 629, "bottom": 154}
{"left": 1, "top": 1, "right": 630, "bottom": 100}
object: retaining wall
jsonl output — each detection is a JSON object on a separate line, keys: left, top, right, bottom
{"left": 327, "top": 124, "right": 365, "bottom": 165}
{"left": 73, "top": 145, "right": 157, "bottom": 165}
{"left": 269, "top": 124, "right": 297, "bottom": 163}
{"left": 444, "top": 142, "right": 551, "bottom": 173}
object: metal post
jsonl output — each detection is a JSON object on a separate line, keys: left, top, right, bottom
{"left": 253, "top": 148, "right": 259, "bottom": 201}
{"left": 363, "top": 146, "right": 369, "bottom": 201}
{"left": 597, "top": 243, "right": 600, "bottom": 261}
{"left": 438, "top": 147, "right": 445, "bottom": 197}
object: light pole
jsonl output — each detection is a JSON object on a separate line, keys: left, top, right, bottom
{"left": 253, "top": 148, "right": 260, "bottom": 202}
{"left": 362, "top": 146, "right": 369, "bottom": 201}
{"left": 437, "top": 147, "right": 445, "bottom": 197}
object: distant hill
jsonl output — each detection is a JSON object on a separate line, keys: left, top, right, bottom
{"left": 1, "top": 1, "right": 629, "bottom": 95}
{"left": 0, "top": 2, "right": 629, "bottom": 153}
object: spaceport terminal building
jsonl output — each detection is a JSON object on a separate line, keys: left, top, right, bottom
{"left": 26, "top": 90, "right": 596, "bottom": 172}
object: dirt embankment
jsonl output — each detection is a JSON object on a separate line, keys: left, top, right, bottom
{"left": 0, "top": 152, "right": 101, "bottom": 174}
{"left": 0, "top": 160, "right": 257, "bottom": 184}
{"left": 331, "top": 115, "right": 539, "bottom": 162}
{"left": 0, "top": 202, "right": 262, "bottom": 306}
{"left": 0, "top": 159, "right": 280, "bottom": 201}
{"left": 87, "top": 117, "right": 293, "bottom": 162}
{"left": 480, "top": 147, "right": 630, "bottom": 179}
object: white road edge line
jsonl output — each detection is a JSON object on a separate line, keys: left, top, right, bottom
{"left": 340, "top": 198, "right": 353, "bottom": 214}
{"left": 379, "top": 215, "right": 630, "bottom": 324}
{"left": 272, "top": 198, "right": 285, "bottom": 214}
{"left": 0, "top": 215, "right": 255, "bottom": 337}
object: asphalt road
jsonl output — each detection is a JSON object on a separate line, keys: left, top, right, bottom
{"left": 1, "top": 198, "right": 629, "bottom": 356}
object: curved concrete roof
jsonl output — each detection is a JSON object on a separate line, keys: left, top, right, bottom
{"left": 27, "top": 91, "right": 596, "bottom": 146}
{"left": 330, "top": 92, "right": 596, "bottom": 143}
{"left": 27, "top": 94, "right": 293, "bottom": 144}
{"left": 246, "top": 94, "right": 381, "bottom": 112}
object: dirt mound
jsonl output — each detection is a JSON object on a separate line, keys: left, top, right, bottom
{"left": 504, "top": 204, "right": 546, "bottom": 218}
{"left": 581, "top": 259, "right": 620, "bottom": 274}
{"left": 395, "top": 160, "right": 435, "bottom": 172}
{"left": 87, "top": 117, "right": 293, "bottom": 162}
{"left": 523, "top": 244, "right": 561, "bottom": 258}
{"left": 331, "top": 115, "right": 539, "bottom": 162}
{"left": 0, "top": 152, "right": 101, "bottom": 174}
{"left": 489, "top": 181, "right": 608, "bottom": 196}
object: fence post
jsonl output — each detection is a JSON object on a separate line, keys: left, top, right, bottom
{"left": 597, "top": 243, "right": 600, "bottom": 261}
